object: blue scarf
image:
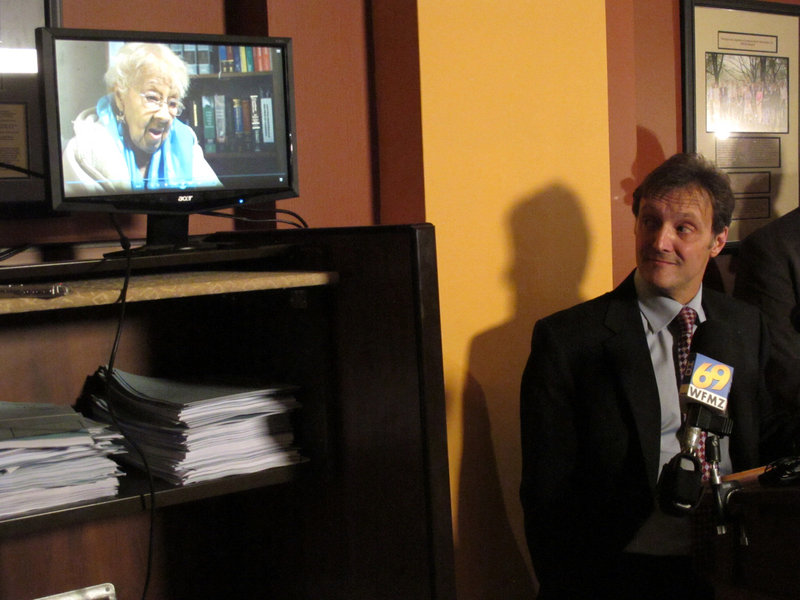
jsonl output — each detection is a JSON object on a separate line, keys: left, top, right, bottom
{"left": 96, "top": 94, "right": 196, "bottom": 190}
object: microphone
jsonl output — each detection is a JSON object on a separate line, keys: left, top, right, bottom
{"left": 679, "top": 320, "right": 735, "bottom": 456}
{"left": 658, "top": 320, "right": 738, "bottom": 529}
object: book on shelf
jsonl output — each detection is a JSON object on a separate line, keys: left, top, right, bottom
{"left": 170, "top": 43, "right": 184, "bottom": 62}
{"left": 197, "top": 44, "right": 213, "bottom": 75}
{"left": 254, "top": 46, "right": 272, "bottom": 72}
{"left": 183, "top": 43, "right": 198, "bottom": 75}
{"left": 244, "top": 46, "right": 255, "bottom": 72}
{"left": 78, "top": 367, "right": 306, "bottom": 486}
{"left": 214, "top": 94, "right": 227, "bottom": 147}
{"left": 232, "top": 97, "right": 245, "bottom": 147}
{"left": 249, "top": 93, "right": 262, "bottom": 146}
{"left": 219, "top": 45, "right": 235, "bottom": 73}
{"left": 189, "top": 89, "right": 275, "bottom": 153}
{"left": 201, "top": 95, "right": 217, "bottom": 153}
{"left": 187, "top": 45, "right": 272, "bottom": 76}
{"left": 260, "top": 93, "right": 274, "bottom": 143}
{"left": 233, "top": 45, "right": 243, "bottom": 73}
{"left": 189, "top": 98, "right": 201, "bottom": 129}
{"left": 241, "top": 97, "right": 253, "bottom": 150}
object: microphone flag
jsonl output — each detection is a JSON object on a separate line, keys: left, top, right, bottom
{"left": 680, "top": 352, "right": 733, "bottom": 414}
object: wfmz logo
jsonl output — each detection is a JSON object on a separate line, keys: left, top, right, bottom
{"left": 177, "top": 195, "right": 194, "bottom": 202}
{"left": 682, "top": 352, "right": 733, "bottom": 413}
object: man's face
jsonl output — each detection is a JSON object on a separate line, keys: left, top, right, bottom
{"left": 634, "top": 186, "right": 728, "bottom": 304}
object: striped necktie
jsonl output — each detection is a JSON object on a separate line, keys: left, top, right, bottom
{"left": 673, "top": 306, "right": 710, "bottom": 481}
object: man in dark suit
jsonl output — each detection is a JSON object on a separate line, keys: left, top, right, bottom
{"left": 520, "top": 153, "right": 785, "bottom": 599}
{"left": 734, "top": 207, "right": 800, "bottom": 439}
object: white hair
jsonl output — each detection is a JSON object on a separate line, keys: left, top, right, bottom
{"left": 104, "top": 42, "right": 190, "bottom": 98}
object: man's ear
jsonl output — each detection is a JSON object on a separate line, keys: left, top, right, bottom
{"left": 709, "top": 226, "right": 728, "bottom": 258}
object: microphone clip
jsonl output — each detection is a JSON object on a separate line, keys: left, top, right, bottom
{"left": 684, "top": 403, "right": 733, "bottom": 437}
{"left": 657, "top": 451, "right": 704, "bottom": 516}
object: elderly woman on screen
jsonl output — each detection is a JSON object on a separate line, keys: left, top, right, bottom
{"left": 63, "top": 42, "right": 220, "bottom": 195}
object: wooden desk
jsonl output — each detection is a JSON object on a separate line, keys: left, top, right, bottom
{"left": 696, "top": 480, "right": 800, "bottom": 599}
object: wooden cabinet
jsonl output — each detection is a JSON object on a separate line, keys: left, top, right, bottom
{"left": 0, "top": 224, "right": 454, "bottom": 600}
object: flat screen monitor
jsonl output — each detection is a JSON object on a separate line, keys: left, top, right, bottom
{"left": 36, "top": 27, "right": 298, "bottom": 247}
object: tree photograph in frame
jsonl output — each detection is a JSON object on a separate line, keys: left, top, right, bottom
{"left": 706, "top": 52, "right": 788, "bottom": 134}
{"left": 682, "top": 0, "right": 800, "bottom": 243}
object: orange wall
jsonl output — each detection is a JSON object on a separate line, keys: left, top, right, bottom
{"left": 418, "top": 2, "right": 613, "bottom": 597}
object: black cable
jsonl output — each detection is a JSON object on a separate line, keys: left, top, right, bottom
{"left": 105, "top": 214, "right": 156, "bottom": 600}
{"left": 203, "top": 211, "right": 305, "bottom": 229}
{"left": 236, "top": 203, "right": 309, "bottom": 228}
{"left": 0, "top": 244, "right": 32, "bottom": 262}
{"left": 202, "top": 206, "right": 309, "bottom": 229}
{"left": 0, "top": 162, "right": 44, "bottom": 178}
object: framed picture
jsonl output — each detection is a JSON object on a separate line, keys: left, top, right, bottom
{"left": 682, "top": 0, "right": 800, "bottom": 243}
{"left": 0, "top": 0, "right": 60, "bottom": 216}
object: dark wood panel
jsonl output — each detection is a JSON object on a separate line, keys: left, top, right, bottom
{"left": 225, "top": 0, "right": 269, "bottom": 36}
{"left": 0, "top": 513, "right": 164, "bottom": 599}
{"left": 0, "top": 225, "right": 454, "bottom": 600}
{"left": 368, "top": 0, "right": 426, "bottom": 224}
{"left": 700, "top": 487, "right": 800, "bottom": 599}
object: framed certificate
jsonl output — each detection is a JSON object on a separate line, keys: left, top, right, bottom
{"left": 0, "top": 0, "right": 61, "bottom": 215}
{"left": 682, "top": 0, "right": 800, "bottom": 243}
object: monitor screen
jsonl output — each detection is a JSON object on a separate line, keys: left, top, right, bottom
{"left": 36, "top": 27, "right": 298, "bottom": 217}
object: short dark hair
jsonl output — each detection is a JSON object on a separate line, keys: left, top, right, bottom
{"left": 632, "top": 153, "right": 734, "bottom": 234}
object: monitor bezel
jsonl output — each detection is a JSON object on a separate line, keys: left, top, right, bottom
{"left": 36, "top": 27, "right": 299, "bottom": 216}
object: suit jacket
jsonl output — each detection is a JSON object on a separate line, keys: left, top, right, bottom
{"left": 734, "top": 207, "right": 800, "bottom": 425}
{"left": 520, "top": 272, "right": 783, "bottom": 597}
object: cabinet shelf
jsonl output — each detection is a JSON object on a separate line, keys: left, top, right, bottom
{"left": 0, "top": 266, "right": 331, "bottom": 535}
{"left": 0, "top": 462, "right": 307, "bottom": 538}
{"left": 192, "top": 71, "right": 273, "bottom": 79}
{"left": 0, "top": 269, "right": 336, "bottom": 315}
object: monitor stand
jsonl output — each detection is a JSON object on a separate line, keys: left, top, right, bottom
{"left": 103, "top": 214, "right": 201, "bottom": 258}
{"left": 145, "top": 213, "right": 191, "bottom": 249}
{"left": 102, "top": 214, "right": 287, "bottom": 260}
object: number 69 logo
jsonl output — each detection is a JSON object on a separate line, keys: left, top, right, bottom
{"left": 691, "top": 360, "right": 732, "bottom": 391}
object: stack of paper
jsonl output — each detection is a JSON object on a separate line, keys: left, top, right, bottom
{"left": 81, "top": 367, "right": 305, "bottom": 485}
{"left": 0, "top": 402, "right": 125, "bottom": 519}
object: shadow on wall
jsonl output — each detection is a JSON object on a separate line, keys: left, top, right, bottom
{"left": 457, "top": 184, "right": 589, "bottom": 599}
{"left": 621, "top": 126, "right": 666, "bottom": 210}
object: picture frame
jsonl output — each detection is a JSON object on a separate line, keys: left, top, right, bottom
{"left": 0, "top": 0, "right": 61, "bottom": 216}
{"left": 681, "top": 0, "right": 800, "bottom": 244}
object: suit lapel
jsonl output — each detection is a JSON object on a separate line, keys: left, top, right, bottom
{"left": 603, "top": 276, "right": 664, "bottom": 488}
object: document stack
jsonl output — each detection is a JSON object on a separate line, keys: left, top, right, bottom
{"left": 80, "top": 367, "right": 305, "bottom": 486}
{"left": 0, "top": 401, "right": 124, "bottom": 519}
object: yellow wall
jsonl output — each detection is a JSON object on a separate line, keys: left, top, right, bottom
{"left": 417, "top": 2, "right": 613, "bottom": 595}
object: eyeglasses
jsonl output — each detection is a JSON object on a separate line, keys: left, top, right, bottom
{"left": 139, "top": 92, "right": 184, "bottom": 116}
